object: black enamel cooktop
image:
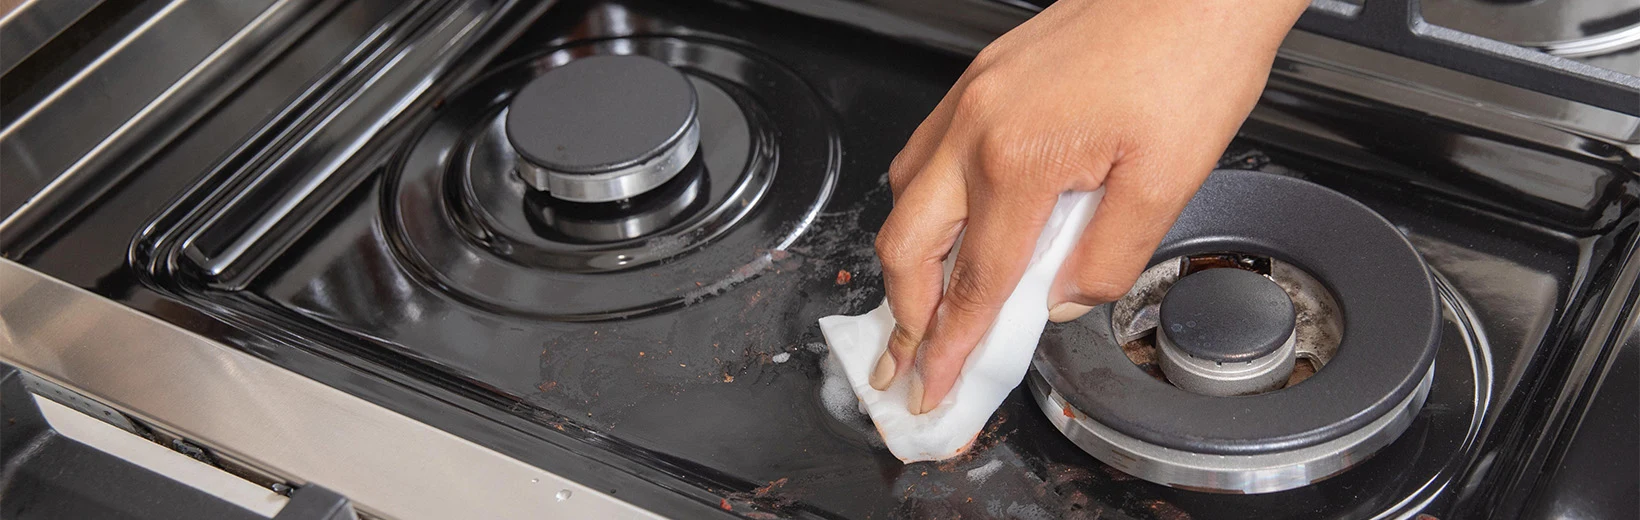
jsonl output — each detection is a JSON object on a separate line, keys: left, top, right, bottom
{"left": 7, "top": 0, "right": 1636, "bottom": 518}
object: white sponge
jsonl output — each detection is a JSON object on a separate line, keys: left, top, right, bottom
{"left": 818, "top": 190, "right": 1104, "bottom": 461}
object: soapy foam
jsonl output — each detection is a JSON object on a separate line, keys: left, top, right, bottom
{"left": 818, "top": 191, "right": 1104, "bottom": 462}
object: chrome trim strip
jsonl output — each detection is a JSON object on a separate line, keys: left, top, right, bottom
{"left": 1027, "top": 366, "right": 1432, "bottom": 494}
{"left": 0, "top": 258, "right": 659, "bottom": 519}
{"left": 0, "top": 0, "right": 105, "bottom": 74}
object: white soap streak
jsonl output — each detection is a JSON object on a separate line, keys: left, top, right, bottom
{"left": 818, "top": 190, "right": 1104, "bottom": 462}
{"left": 967, "top": 459, "right": 1005, "bottom": 484}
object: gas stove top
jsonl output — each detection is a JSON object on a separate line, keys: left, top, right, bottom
{"left": 2, "top": 0, "right": 1636, "bottom": 518}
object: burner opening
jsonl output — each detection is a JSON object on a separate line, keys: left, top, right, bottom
{"left": 1110, "top": 253, "right": 1342, "bottom": 395}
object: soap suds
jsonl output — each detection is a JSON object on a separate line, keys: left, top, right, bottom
{"left": 819, "top": 352, "right": 881, "bottom": 446}
{"left": 819, "top": 191, "right": 1104, "bottom": 461}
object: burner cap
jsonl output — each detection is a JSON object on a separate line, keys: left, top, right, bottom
{"left": 1159, "top": 268, "right": 1294, "bottom": 363}
{"left": 505, "top": 54, "right": 700, "bottom": 202}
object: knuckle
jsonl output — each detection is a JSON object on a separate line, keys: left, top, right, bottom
{"left": 887, "top": 152, "right": 918, "bottom": 192}
{"left": 974, "top": 128, "right": 1031, "bottom": 182}
{"left": 942, "top": 263, "right": 1000, "bottom": 317}
{"left": 874, "top": 226, "right": 920, "bottom": 273}
{"left": 954, "top": 73, "right": 1006, "bottom": 121}
{"left": 1074, "top": 273, "right": 1133, "bottom": 304}
{"left": 874, "top": 231, "right": 906, "bottom": 268}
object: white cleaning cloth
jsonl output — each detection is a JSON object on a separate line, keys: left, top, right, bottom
{"left": 818, "top": 190, "right": 1104, "bottom": 461}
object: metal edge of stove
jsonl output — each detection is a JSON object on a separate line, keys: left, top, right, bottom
{"left": 745, "top": 0, "right": 1640, "bottom": 149}
{"left": 1464, "top": 217, "right": 1640, "bottom": 518}
{"left": 0, "top": 0, "right": 343, "bottom": 255}
{"left": 0, "top": 258, "right": 660, "bottom": 520}
{"left": 0, "top": 0, "right": 105, "bottom": 74}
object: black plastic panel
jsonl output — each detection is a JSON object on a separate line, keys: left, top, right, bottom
{"left": 0, "top": 366, "right": 268, "bottom": 520}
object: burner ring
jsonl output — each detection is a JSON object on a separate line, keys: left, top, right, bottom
{"left": 1034, "top": 171, "right": 1441, "bottom": 456}
{"left": 1028, "top": 364, "right": 1433, "bottom": 494}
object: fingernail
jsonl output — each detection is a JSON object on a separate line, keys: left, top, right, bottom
{"left": 907, "top": 375, "right": 926, "bottom": 415}
{"left": 869, "top": 351, "right": 896, "bottom": 390}
{"left": 1048, "top": 302, "right": 1092, "bottom": 323}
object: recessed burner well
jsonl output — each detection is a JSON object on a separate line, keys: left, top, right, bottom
{"left": 382, "top": 37, "right": 839, "bottom": 319}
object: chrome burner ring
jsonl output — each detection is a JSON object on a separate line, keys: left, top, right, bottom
{"left": 1030, "top": 269, "right": 1485, "bottom": 494}
{"left": 1028, "top": 366, "right": 1433, "bottom": 494}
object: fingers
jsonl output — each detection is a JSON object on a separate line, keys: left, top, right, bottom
{"left": 912, "top": 186, "right": 1056, "bottom": 414}
{"left": 871, "top": 152, "right": 968, "bottom": 391}
{"left": 1048, "top": 154, "right": 1211, "bottom": 323}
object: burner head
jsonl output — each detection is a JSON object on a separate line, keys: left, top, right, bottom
{"left": 1158, "top": 268, "right": 1294, "bottom": 363}
{"left": 1157, "top": 267, "right": 1296, "bottom": 396}
{"left": 505, "top": 54, "right": 700, "bottom": 202}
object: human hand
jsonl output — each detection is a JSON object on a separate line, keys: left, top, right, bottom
{"left": 868, "top": 0, "right": 1309, "bottom": 414}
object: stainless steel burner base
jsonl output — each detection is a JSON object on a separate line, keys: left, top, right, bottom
{"left": 1026, "top": 366, "right": 1433, "bottom": 494}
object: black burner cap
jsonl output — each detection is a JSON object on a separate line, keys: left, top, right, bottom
{"left": 505, "top": 55, "right": 697, "bottom": 174}
{"left": 1159, "top": 267, "right": 1294, "bottom": 363}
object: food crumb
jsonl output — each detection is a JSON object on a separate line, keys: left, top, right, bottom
{"left": 836, "top": 269, "right": 852, "bottom": 284}
{"left": 1062, "top": 405, "right": 1075, "bottom": 418}
{"left": 772, "top": 352, "right": 791, "bottom": 363}
{"left": 680, "top": 363, "right": 687, "bottom": 367}
{"left": 720, "top": 498, "right": 732, "bottom": 511}
{"left": 639, "top": 352, "right": 645, "bottom": 357}
{"left": 723, "top": 374, "right": 735, "bottom": 383}
{"left": 753, "top": 477, "right": 789, "bottom": 498}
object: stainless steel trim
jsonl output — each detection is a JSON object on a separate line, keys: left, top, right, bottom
{"left": 1540, "top": 24, "right": 1640, "bottom": 60}
{"left": 1157, "top": 328, "right": 1297, "bottom": 397}
{"left": 0, "top": 0, "right": 105, "bottom": 74}
{"left": 0, "top": 258, "right": 660, "bottom": 520}
{"left": 1027, "top": 366, "right": 1433, "bottom": 494}
{"left": 517, "top": 115, "right": 701, "bottom": 202}
{"left": 0, "top": 0, "right": 334, "bottom": 248}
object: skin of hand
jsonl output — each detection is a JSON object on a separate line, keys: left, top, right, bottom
{"left": 869, "top": 0, "right": 1311, "bottom": 414}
